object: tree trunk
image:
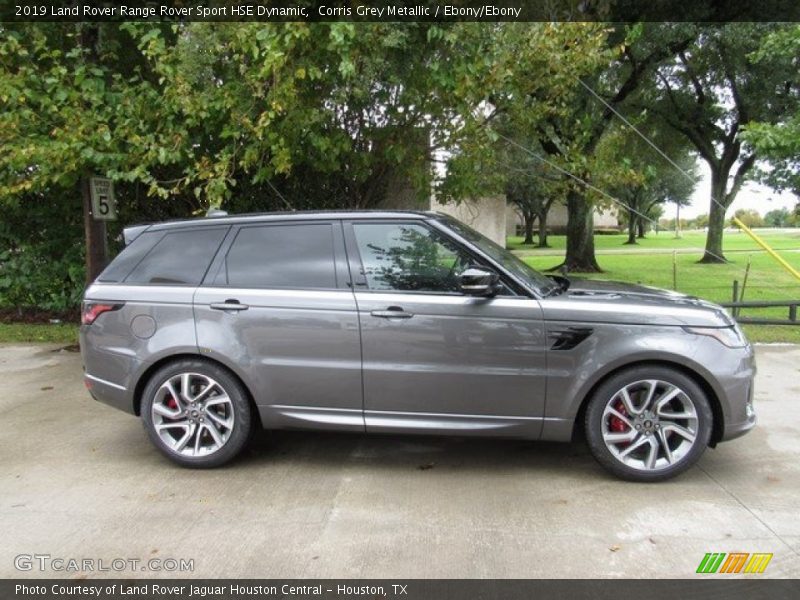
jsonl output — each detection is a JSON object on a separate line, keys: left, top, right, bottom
{"left": 699, "top": 174, "right": 728, "bottom": 263}
{"left": 624, "top": 209, "right": 637, "bottom": 244}
{"left": 637, "top": 217, "right": 646, "bottom": 239}
{"left": 536, "top": 212, "right": 549, "bottom": 248}
{"left": 552, "top": 189, "right": 601, "bottom": 272}
{"left": 522, "top": 211, "right": 535, "bottom": 245}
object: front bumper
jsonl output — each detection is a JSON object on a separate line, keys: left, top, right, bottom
{"left": 715, "top": 343, "right": 757, "bottom": 443}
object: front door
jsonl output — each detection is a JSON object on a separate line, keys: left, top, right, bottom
{"left": 345, "top": 220, "right": 547, "bottom": 438}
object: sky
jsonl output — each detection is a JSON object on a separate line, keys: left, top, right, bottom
{"left": 667, "top": 162, "right": 797, "bottom": 220}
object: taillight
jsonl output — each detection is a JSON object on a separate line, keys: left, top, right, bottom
{"left": 81, "top": 302, "right": 123, "bottom": 325}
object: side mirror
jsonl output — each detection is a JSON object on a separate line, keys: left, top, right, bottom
{"left": 458, "top": 266, "right": 501, "bottom": 297}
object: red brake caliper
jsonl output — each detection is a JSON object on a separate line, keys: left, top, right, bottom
{"left": 166, "top": 395, "right": 178, "bottom": 410}
{"left": 609, "top": 400, "right": 629, "bottom": 434}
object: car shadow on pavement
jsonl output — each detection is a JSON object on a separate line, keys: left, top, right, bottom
{"left": 231, "top": 427, "right": 602, "bottom": 478}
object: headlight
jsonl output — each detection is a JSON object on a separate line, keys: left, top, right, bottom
{"left": 683, "top": 325, "right": 747, "bottom": 348}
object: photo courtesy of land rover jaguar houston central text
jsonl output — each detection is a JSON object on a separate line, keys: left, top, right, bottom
{"left": 80, "top": 211, "right": 756, "bottom": 481}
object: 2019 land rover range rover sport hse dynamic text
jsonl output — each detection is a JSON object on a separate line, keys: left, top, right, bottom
{"left": 80, "top": 211, "right": 756, "bottom": 481}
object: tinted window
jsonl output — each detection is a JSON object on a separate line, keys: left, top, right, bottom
{"left": 97, "top": 231, "right": 161, "bottom": 283}
{"left": 352, "top": 222, "right": 474, "bottom": 293}
{"left": 125, "top": 228, "right": 227, "bottom": 285}
{"left": 223, "top": 223, "right": 336, "bottom": 289}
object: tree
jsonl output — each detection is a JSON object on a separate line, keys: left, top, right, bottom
{"left": 764, "top": 207, "right": 791, "bottom": 227}
{"left": 732, "top": 208, "right": 764, "bottom": 228}
{"left": 742, "top": 25, "right": 800, "bottom": 196}
{"left": 521, "top": 24, "right": 696, "bottom": 271}
{"left": 505, "top": 165, "right": 561, "bottom": 247}
{"left": 595, "top": 117, "right": 697, "bottom": 245}
{"left": 646, "top": 23, "right": 800, "bottom": 262}
{"left": 440, "top": 23, "right": 695, "bottom": 271}
{"left": 437, "top": 22, "right": 611, "bottom": 253}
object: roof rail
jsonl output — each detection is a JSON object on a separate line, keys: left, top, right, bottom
{"left": 206, "top": 208, "right": 228, "bottom": 218}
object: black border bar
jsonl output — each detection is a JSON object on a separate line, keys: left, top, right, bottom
{"left": 3, "top": 579, "right": 800, "bottom": 600}
{"left": 4, "top": 0, "right": 800, "bottom": 23}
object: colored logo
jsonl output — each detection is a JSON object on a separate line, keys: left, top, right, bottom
{"left": 696, "top": 552, "right": 773, "bottom": 574}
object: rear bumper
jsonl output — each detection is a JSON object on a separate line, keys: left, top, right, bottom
{"left": 80, "top": 327, "right": 138, "bottom": 415}
{"left": 84, "top": 372, "right": 135, "bottom": 415}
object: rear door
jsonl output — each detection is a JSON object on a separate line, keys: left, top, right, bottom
{"left": 344, "top": 219, "right": 547, "bottom": 438}
{"left": 194, "top": 220, "right": 364, "bottom": 431}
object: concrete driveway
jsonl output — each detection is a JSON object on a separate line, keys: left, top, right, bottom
{"left": 1, "top": 344, "right": 798, "bottom": 579}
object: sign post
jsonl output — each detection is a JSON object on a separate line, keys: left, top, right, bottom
{"left": 82, "top": 177, "right": 116, "bottom": 283}
{"left": 89, "top": 177, "right": 117, "bottom": 221}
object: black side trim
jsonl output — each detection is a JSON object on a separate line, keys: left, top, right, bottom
{"left": 548, "top": 327, "right": 594, "bottom": 350}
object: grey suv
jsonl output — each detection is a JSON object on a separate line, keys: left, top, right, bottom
{"left": 80, "top": 211, "right": 756, "bottom": 481}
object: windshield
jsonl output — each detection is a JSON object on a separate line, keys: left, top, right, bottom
{"left": 436, "top": 216, "right": 559, "bottom": 296}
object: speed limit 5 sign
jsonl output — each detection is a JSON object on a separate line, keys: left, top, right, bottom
{"left": 89, "top": 177, "right": 117, "bottom": 221}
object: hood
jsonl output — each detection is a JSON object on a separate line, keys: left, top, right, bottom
{"left": 540, "top": 278, "right": 734, "bottom": 328}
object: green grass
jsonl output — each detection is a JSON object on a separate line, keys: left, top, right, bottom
{"left": 514, "top": 231, "right": 800, "bottom": 344}
{"left": 0, "top": 323, "right": 79, "bottom": 344}
{"left": 508, "top": 229, "right": 800, "bottom": 253}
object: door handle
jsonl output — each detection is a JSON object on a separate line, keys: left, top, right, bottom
{"left": 370, "top": 306, "right": 413, "bottom": 319}
{"left": 210, "top": 299, "right": 249, "bottom": 312}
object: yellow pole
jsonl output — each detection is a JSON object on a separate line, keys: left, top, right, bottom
{"left": 732, "top": 217, "right": 800, "bottom": 282}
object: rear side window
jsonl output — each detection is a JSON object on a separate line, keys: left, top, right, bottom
{"left": 125, "top": 228, "right": 227, "bottom": 285}
{"left": 222, "top": 223, "right": 336, "bottom": 289}
{"left": 97, "top": 231, "right": 161, "bottom": 283}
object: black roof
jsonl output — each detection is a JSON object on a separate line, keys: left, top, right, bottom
{"left": 123, "top": 210, "right": 443, "bottom": 243}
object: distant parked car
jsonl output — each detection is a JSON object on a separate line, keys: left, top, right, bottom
{"left": 80, "top": 211, "right": 756, "bottom": 481}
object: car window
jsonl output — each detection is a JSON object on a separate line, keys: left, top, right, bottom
{"left": 223, "top": 223, "right": 336, "bottom": 289}
{"left": 352, "top": 222, "right": 478, "bottom": 293}
{"left": 97, "top": 230, "right": 162, "bottom": 283}
{"left": 125, "top": 228, "right": 227, "bottom": 285}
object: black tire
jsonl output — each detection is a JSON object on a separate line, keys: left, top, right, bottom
{"left": 141, "top": 358, "right": 253, "bottom": 468}
{"left": 584, "top": 365, "right": 713, "bottom": 482}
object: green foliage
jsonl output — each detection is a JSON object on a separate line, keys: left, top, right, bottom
{"left": 731, "top": 208, "right": 764, "bottom": 228}
{"left": 0, "top": 193, "right": 85, "bottom": 311}
{"left": 741, "top": 25, "right": 800, "bottom": 195}
{"left": 763, "top": 208, "right": 793, "bottom": 228}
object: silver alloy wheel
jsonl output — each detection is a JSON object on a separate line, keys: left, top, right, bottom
{"left": 151, "top": 372, "right": 235, "bottom": 457}
{"left": 601, "top": 379, "right": 699, "bottom": 471}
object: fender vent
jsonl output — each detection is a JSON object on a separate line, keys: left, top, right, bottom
{"left": 548, "top": 327, "right": 594, "bottom": 350}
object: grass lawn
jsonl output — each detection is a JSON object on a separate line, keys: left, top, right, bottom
{"left": 514, "top": 230, "right": 800, "bottom": 344}
{"left": 0, "top": 322, "right": 79, "bottom": 344}
{"left": 508, "top": 228, "right": 800, "bottom": 253}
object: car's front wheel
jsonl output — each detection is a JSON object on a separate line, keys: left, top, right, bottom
{"left": 141, "top": 359, "right": 253, "bottom": 468}
{"left": 585, "top": 366, "right": 713, "bottom": 482}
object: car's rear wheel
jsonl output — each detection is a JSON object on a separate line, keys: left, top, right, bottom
{"left": 585, "top": 366, "right": 713, "bottom": 482}
{"left": 141, "top": 359, "right": 253, "bottom": 468}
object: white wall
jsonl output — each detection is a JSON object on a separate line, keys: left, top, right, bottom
{"left": 430, "top": 197, "right": 507, "bottom": 247}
